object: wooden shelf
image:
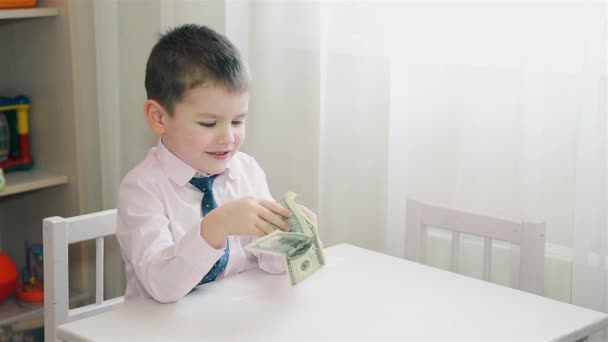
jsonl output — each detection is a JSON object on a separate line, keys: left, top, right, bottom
{"left": 0, "top": 8, "right": 58, "bottom": 20}
{"left": 0, "top": 295, "right": 42, "bottom": 328}
{"left": 1, "top": 169, "right": 68, "bottom": 197}
{"left": 0, "top": 290, "right": 89, "bottom": 330}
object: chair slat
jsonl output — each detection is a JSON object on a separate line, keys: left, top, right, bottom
{"left": 519, "top": 222, "right": 546, "bottom": 294}
{"left": 44, "top": 217, "right": 70, "bottom": 331}
{"left": 420, "top": 225, "right": 427, "bottom": 264}
{"left": 483, "top": 237, "right": 492, "bottom": 281}
{"left": 510, "top": 244, "right": 520, "bottom": 289}
{"left": 417, "top": 201, "right": 522, "bottom": 244}
{"left": 405, "top": 203, "right": 422, "bottom": 262}
{"left": 68, "top": 297, "right": 124, "bottom": 322}
{"left": 96, "top": 237, "right": 105, "bottom": 304}
{"left": 451, "top": 232, "right": 460, "bottom": 272}
{"left": 67, "top": 209, "right": 118, "bottom": 243}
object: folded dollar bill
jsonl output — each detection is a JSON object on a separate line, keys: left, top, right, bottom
{"left": 245, "top": 191, "right": 325, "bottom": 285}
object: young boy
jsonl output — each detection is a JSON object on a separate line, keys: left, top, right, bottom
{"left": 117, "top": 24, "right": 317, "bottom": 303}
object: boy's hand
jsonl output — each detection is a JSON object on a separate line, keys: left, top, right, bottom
{"left": 298, "top": 204, "right": 317, "bottom": 226}
{"left": 297, "top": 204, "right": 323, "bottom": 248}
{"left": 200, "top": 197, "right": 292, "bottom": 249}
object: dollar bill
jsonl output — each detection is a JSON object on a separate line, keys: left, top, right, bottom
{"left": 246, "top": 230, "right": 311, "bottom": 257}
{"left": 246, "top": 192, "right": 325, "bottom": 285}
{"left": 285, "top": 236, "right": 324, "bottom": 285}
{"left": 277, "top": 192, "right": 315, "bottom": 236}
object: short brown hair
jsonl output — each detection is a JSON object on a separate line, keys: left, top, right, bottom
{"left": 145, "top": 24, "right": 249, "bottom": 114}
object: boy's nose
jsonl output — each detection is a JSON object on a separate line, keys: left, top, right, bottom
{"left": 217, "top": 129, "right": 236, "bottom": 145}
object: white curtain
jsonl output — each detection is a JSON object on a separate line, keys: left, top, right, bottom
{"left": 236, "top": 1, "right": 608, "bottom": 315}
{"left": 93, "top": 0, "right": 608, "bottom": 316}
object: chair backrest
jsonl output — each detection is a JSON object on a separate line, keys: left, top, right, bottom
{"left": 43, "top": 209, "right": 124, "bottom": 341}
{"left": 405, "top": 199, "right": 545, "bottom": 295}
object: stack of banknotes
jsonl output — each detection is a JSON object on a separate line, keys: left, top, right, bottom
{"left": 245, "top": 191, "right": 325, "bottom": 285}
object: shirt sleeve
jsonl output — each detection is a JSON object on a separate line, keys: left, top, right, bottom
{"left": 117, "top": 178, "right": 225, "bottom": 303}
{"left": 245, "top": 159, "right": 287, "bottom": 274}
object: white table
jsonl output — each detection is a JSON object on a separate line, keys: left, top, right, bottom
{"left": 57, "top": 243, "right": 608, "bottom": 341}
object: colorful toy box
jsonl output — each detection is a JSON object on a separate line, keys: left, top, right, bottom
{"left": 0, "top": 96, "right": 33, "bottom": 172}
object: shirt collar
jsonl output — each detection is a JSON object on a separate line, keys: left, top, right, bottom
{"left": 156, "top": 138, "right": 235, "bottom": 187}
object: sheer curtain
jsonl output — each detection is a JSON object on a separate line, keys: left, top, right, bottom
{"left": 237, "top": 1, "right": 607, "bottom": 314}
{"left": 92, "top": 0, "right": 608, "bottom": 316}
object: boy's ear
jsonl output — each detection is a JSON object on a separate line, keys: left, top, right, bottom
{"left": 144, "top": 99, "right": 168, "bottom": 135}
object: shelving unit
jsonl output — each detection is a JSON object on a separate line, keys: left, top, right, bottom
{"left": 0, "top": 5, "right": 67, "bottom": 202}
{"left": 0, "top": 1, "right": 101, "bottom": 339}
{"left": 0, "top": 8, "right": 58, "bottom": 19}
{"left": 0, "top": 0, "right": 79, "bottom": 265}
{"left": 0, "top": 290, "right": 88, "bottom": 339}
{"left": 1, "top": 169, "right": 68, "bottom": 197}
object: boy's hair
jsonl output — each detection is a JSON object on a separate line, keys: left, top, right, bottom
{"left": 145, "top": 24, "right": 249, "bottom": 114}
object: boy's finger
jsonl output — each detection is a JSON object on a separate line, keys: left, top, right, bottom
{"left": 252, "top": 226, "right": 266, "bottom": 237}
{"left": 259, "top": 207, "right": 290, "bottom": 231}
{"left": 255, "top": 219, "right": 277, "bottom": 235}
{"left": 260, "top": 199, "right": 292, "bottom": 218}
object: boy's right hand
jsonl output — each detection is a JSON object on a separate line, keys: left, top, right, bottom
{"left": 200, "top": 197, "right": 292, "bottom": 249}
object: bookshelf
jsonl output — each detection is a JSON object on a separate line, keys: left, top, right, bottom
{"left": 0, "top": 8, "right": 57, "bottom": 19}
{"left": 1, "top": 169, "right": 68, "bottom": 197}
{"left": 0, "top": 0, "right": 102, "bottom": 338}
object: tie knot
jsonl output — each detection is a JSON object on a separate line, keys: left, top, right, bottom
{"left": 189, "top": 175, "right": 216, "bottom": 193}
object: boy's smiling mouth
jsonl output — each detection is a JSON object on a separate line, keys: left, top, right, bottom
{"left": 207, "top": 151, "right": 232, "bottom": 160}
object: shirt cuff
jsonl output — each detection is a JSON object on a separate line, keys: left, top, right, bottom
{"left": 177, "top": 218, "right": 225, "bottom": 274}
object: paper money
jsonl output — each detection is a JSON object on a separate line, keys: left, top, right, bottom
{"left": 277, "top": 192, "right": 315, "bottom": 236}
{"left": 246, "top": 192, "right": 325, "bottom": 285}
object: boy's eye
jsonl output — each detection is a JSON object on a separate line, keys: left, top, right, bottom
{"left": 198, "top": 122, "right": 216, "bottom": 128}
{"left": 232, "top": 120, "right": 244, "bottom": 126}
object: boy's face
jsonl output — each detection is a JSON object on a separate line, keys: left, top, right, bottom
{"left": 159, "top": 85, "right": 248, "bottom": 175}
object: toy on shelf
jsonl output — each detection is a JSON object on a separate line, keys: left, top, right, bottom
{"left": 0, "top": 96, "right": 33, "bottom": 172}
{"left": 0, "top": 0, "right": 37, "bottom": 9}
{"left": 0, "top": 252, "right": 18, "bottom": 302}
{"left": 0, "top": 111, "right": 9, "bottom": 162}
{"left": 0, "top": 168, "right": 5, "bottom": 193}
{"left": 16, "top": 241, "right": 43, "bottom": 302}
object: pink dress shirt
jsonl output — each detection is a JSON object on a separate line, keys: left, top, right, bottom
{"left": 117, "top": 140, "right": 285, "bottom": 303}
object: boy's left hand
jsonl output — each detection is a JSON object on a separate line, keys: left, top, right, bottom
{"left": 298, "top": 204, "right": 317, "bottom": 226}
{"left": 297, "top": 204, "right": 323, "bottom": 248}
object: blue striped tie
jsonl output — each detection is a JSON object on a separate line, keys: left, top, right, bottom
{"left": 190, "top": 175, "right": 230, "bottom": 284}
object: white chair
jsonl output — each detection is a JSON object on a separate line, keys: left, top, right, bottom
{"left": 405, "top": 199, "right": 545, "bottom": 295}
{"left": 43, "top": 209, "right": 124, "bottom": 341}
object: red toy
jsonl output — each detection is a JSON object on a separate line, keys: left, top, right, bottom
{"left": 0, "top": 252, "right": 18, "bottom": 302}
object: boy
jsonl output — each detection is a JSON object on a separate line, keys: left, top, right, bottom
{"left": 117, "top": 24, "right": 317, "bottom": 303}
